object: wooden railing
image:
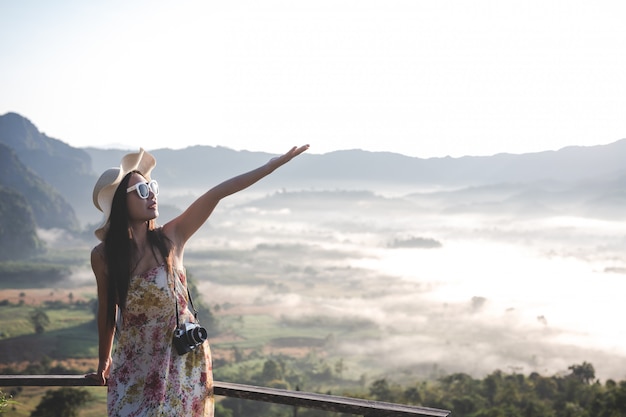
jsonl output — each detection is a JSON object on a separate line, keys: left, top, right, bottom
{"left": 0, "top": 375, "right": 451, "bottom": 417}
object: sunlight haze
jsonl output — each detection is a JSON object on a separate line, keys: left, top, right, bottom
{"left": 2, "top": 1, "right": 626, "bottom": 157}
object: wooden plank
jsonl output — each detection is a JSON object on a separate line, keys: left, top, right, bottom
{"left": 0, "top": 375, "right": 450, "bottom": 417}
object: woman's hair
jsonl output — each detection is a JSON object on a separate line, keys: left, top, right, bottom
{"left": 103, "top": 171, "right": 172, "bottom": 327}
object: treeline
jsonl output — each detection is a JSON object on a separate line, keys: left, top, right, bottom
{"left": 3, "top": 356, "right": 625, "bottom": 416}
{"left": 0, "top": 263, "right": 69, "bottom": 289}
{"left": 360, "top": 362, "right": 626, "bottom": 417}
{"left": 215, "top": 360, "right": 626, "bottom": 417}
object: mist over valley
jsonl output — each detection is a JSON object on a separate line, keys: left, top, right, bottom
{"left": 165, "top": 184, "right": 626, "bottom": 381}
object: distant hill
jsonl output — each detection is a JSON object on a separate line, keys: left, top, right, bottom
{"left": 292, "top": 142, "right": 626, "bottom": 186}
{"left": 0, "top": 112, "right": 91, "bottom": 174}
{"left": 3, "top": 111, "right": 626, "bottom": 235}
{"left": 84, "top": 140, "right": 626, "bottom": 224}
{"left": 0, "top": 186, "right": 44, "bottom": 261}
{"left": 85, "top": 140, "right": 626, "bottom": 193}
{"left": 0, "top": 143, "right": 79, "bottom": 231}
{"left": 0, "top": 112, "right": 95, "bottom": 222}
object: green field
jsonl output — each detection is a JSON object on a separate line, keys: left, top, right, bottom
{"left": 0, "top": 243, "right": 420, "bottom": 415}
{"left": 0, "top": 293, "right": 374, "bottom": 415}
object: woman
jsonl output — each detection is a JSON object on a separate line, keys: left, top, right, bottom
{"left": 87, "top": 145, "right": 309, "bottom": 416}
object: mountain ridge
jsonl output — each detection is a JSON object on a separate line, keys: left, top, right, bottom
{"left": 84, "top": 138, "right": 626, "bottom": 189}
{"left": 2, "top": 111, "right": 626, "bottom": 237}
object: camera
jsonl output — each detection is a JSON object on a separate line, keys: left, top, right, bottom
{"left": 173, "top": 322, "right": 208, "bottom": 355}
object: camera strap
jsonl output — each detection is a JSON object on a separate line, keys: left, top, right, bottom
{"left": 175, "top": 285, "right": 199, "bottom": 329}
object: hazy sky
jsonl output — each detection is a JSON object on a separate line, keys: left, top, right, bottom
{"left": 2, "top": 1, "right": 626, "bottom": 158}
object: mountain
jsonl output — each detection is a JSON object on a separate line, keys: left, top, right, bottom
{"left": 0, "top": 112, "right": 96, "bottom": 222}
{"left": 291, "top": 143, "right": 626, "bottom": 186}
{"left": 0, "top": 143, "right": 79, "bottom": 231}
{"left": 3, "top": 111, "right": 626, "bottom": 234}
{"left": 0, "top": 186, "right": 44, "bottom": 260}
{"left": 0, "top": 112, "right": 91, "bottom": 173}
{"left": 85, "top": 141, "right": 626, "bottom": 193}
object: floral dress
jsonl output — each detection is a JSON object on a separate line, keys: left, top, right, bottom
{"left": 108, "top": 264, "right": 213, "bottom": 416}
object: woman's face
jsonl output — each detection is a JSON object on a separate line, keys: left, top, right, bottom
{"left": 126, "top": 173, "right": 159, "bottom": 223}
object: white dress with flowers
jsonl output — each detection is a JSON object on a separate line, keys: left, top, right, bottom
{"left": 108, "top": 265, "right": 213, "bottom": 417}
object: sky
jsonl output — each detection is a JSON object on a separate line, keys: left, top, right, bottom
{"left": 1, "top": 0, "right": 626, "bottom": 158}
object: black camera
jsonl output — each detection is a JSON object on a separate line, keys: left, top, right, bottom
{"left": 173, "top": 322, "right": 208, "bottom": 355}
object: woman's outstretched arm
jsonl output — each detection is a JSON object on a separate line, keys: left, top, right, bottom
{"left": 165, "top": 145, "right": 309, "bottom": 248}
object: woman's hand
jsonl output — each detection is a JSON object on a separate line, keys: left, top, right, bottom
{"left": 268, "top": 145, "right": 310, "bottom": 170}
{"left": 85, "top": 356, "right": 112, "bottom": 386}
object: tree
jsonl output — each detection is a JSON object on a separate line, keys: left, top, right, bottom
{"left": 30, "top": 388, "right": 92, "bottom": 417}
{"left": 29, "top": 309, "right": 50, "bottom": 334}
{"left": 534, "top": 376, "right": 558, "bottom": 400}
{"left": 0, "top": 390, "right": 18, "bottom": 414}
{"left": 214, "top": 402, "right": 233, "bottom": 417}
{"left": 369, "top": 378, "right": 392, "bottom": 401}
{"left": 260, "top": 359, "right": 283, "bottom": 383}
{"left": 568, "top": 362, "right": 596, "bottom": 385}
{"left": 0, "top": 186, "right": 44, "bottom": 260}
{"left": 483, "top": 372, "right": 501, "bottom": 405}
{"left": 404, "top": 386, "right": 421, "bottom": 404}
{"left": 334, "top": 358, "right": 345, "bottom": 379}
{"left": 232, "top": 346, "right": 244, "bottom": 363}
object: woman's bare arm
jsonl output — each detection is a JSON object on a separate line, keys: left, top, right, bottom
{"left": 86, "top": 246, "right": 116, "bottom": 385}
{"left": 165, "top": 145, "right": 309, "bottom": 248}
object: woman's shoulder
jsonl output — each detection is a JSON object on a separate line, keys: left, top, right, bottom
{"left": 91, "top": 243, "right": 106, "bottom": 270}
{"left": 91, "top": 242, "right": 105, "bottom": 258}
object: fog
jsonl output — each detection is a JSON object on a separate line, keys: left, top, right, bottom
{"left": 156, "top": 187, "right": 626, "bottom": 382}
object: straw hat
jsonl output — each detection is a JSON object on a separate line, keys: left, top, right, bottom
{"left": 92, "top": 148, "right": 157, "bottom": 240}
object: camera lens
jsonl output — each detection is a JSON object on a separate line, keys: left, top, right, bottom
{"left": 189, "top": 326, "right": 208, "bottom": 345}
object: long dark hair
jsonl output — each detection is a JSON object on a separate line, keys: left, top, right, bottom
{"left": 103, "top": 171, "right": 172, "bottom": 328}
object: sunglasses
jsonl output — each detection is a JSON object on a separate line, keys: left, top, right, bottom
{"left": 127, "top": 180, "right": 159, "bottom": 199}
